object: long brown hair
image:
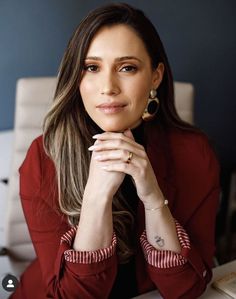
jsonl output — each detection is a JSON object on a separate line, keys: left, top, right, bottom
{"left": 43, "top": 3, "right": 198, "bottom": 263}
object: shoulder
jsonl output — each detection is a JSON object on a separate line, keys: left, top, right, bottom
{"left": 164, "top": 128, "right": 221, "bottom": 224}
{"left": 166, "top": 128, "right": 220, "bottom": 204}
{"left": 168, "top": 127, "right": 211, "bottom": 150}
{"left": 168, "top": 128, "right": 220, "bottom": 173}
{"left": 19, "top": 135, "right": 56, "bottom": 199}
{"left": 19, "top": 135, "right": 49, "bottom": 173}
{"left": 19, "top": 135, "right": 43, "bottom": 173}
{"left": 147, "top": 123, "right": 220, "bottom": 181}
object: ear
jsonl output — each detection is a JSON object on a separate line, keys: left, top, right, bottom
{"left": 152, "top": 62, "right": 164, "bottom": 90}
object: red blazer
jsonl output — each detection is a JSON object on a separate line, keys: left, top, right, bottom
{"left": 11, "top": 124, "right": 220, "bottom": 299}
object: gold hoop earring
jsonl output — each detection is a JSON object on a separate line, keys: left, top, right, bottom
{"left": 142, "top": 89, "right": 160, "bottom": 121}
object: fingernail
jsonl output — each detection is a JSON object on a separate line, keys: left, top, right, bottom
{"left": 92, "top": 134, "right": 100, "bottom": 139}
{"left": 88, "top": 145, "right": 96, "bottom": 151}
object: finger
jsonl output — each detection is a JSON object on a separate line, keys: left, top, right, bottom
{"left": 89, "top": 139, "right": 145, "bottom": 159}
{"left": 93, "top": 150, "right": 136, "bottom": 164}
{"left": 92, "top": 131, "right": 143, "bottom": 150}
{"left": 94, "top": 150, "right": 147, "bottom": 171}
{"left": 123, "top": 128, "right": 135, "bottom": 141}
{"left": 93, "top": 149, "right": 132, "bottom": 162}
{"left": 101, "top": 162, "right": 135, "bottom": 176}
{"left": 100, "top": 160, "right": 147, "bottom": 183}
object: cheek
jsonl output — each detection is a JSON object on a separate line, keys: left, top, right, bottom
{"left": 79, "top": 78, "right": 96, "bottom": 107}
{"left": 130, "top": 81, "right": 150, "bottom": 109}
{"left": 80, "top": 79, "right": 92, "bottom": 96}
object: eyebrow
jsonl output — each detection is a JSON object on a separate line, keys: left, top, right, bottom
{"left": 85, "top": 56, "right": 142, "bottom": 63}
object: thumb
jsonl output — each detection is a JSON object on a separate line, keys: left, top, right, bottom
{"left": 123, "top": 128, "right": 135, "bottom": 140}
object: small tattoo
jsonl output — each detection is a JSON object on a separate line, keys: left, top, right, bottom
{"left": 155, "top": 236, "right": 165, "bottom": 247}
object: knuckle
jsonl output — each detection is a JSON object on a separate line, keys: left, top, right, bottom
{"left": 140, "top": 145, "right": 145, "bottom": 151}
{"left": 139, "top": 167, "right": 146, "bottom": 177}
{"left": 123, "top": 149, "right": 128, "bottom": 156}
{"left": 140, "top": 148, "right": 146, "bottom": 157}
{"left": 116, "top": 139, "right": 123, "bottom": 147}
{"left": 123, "top": 163, "right": 129, "bottom": 170}
{"left": 143, "top": 159, "right": 148, "bottom": 168}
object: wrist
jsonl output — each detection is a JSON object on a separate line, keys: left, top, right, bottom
{"left": 83, "top": 189, "right": 112, "bottom": 208}
{"left": 144, "top": 198, "right": 168, "bottom": 211}
{"left": 141, "top": 192, "right": 165, "bottom": 208}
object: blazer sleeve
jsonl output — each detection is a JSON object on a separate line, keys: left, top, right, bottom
{"left": 142, "top": 134, "right": 221, "bottom": 299}
{"left": 19, "top": 137, "right": 118, "bottom": 299}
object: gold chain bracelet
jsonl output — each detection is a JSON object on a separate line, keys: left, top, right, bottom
{"left": 145, "top": 199, "right": 169, "bottom": 211}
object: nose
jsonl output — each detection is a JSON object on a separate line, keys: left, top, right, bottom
{"left": 101, "top": 70, "right": 120, "bottom": 96}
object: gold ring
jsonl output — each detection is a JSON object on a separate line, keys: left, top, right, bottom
{"left": 127, "top": 151, "right": 133, "bottom": 164}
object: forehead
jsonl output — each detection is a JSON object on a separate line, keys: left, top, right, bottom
{"left": 86, "top": 24, "right": 150, "bottom": 59}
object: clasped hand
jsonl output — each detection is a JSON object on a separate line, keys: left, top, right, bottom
{"left": 86, "top": 129, "right": 164, "bottom": 205}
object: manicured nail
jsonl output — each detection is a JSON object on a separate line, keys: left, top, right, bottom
{"left": 88, "top": 145, "right": 96, "bottom": 151}
{"left": 92, "top": 134, "right": 100, "bottom": 139}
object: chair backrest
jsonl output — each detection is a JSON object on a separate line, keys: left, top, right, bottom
{"left": 174, "top": 82, "right": 194, "bottom": 124}
{"left": 5, "top": 77, "right": 57, "bottom": 274}
{"left": 5, "top": 77, "right": 194, "bottom": 274}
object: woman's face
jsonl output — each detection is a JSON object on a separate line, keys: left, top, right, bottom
{"left": 79, "top": 24, "right": 164, "bottom": 132}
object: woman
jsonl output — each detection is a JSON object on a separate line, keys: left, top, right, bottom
{"left": 11, "top": 3, "right": 220, "bottom": 299}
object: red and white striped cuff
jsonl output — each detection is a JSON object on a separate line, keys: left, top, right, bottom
{"left": 140, "top": 219, "right": 191, "bottom": 268}
{"left": 61, "top": 226, "right": 117, "bottom": 264}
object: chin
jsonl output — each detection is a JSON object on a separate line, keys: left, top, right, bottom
{"left": 95, "top": 117, "right": 142, "bottom": 133}
{"left": 98, "top": 122, "right": 128, "bottom": 133}
{"left": 101, "top": 126, "right": 126, "bottom": 133}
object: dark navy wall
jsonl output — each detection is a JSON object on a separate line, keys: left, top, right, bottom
{"left": 0, "top": 0, "right": 235, "bottom": 168}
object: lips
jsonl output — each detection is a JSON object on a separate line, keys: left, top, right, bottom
{"left": 96, "top": 102, "right": 127, "bottom": 114}
{"left": 96, "top": 102, "right": 127, "bottom": 108}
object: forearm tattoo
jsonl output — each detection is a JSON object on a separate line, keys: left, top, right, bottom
{"left": 155, "top": 235, "right": 165, "bottom": 247}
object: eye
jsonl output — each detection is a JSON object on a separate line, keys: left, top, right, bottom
{"left": 120, "top": 65, "right": 137, "bottom": 72}
{"left": 83, "top": 64, "right": 99, "bottom": 72}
